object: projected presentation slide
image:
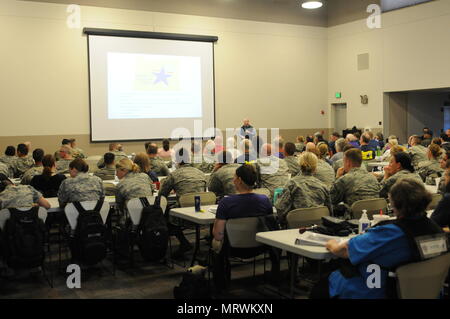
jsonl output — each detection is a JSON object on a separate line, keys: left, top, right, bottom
{"left": 107, "top": 52, "right": 202, "bottom": 120}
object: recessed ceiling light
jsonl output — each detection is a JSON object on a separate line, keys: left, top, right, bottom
{"left": 301, "top": 1, "right": 323, "bottom": 9}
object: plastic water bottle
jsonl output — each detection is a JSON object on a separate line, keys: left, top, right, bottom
{"left": 358, "top": 210, "right": 370, "bottom": 234}
{"left": 376, "top": 146, "right": 381, "bottom": 157}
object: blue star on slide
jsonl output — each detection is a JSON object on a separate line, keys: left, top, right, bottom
{"left": 153, "top": 67, "right": 172, "bottom": 85}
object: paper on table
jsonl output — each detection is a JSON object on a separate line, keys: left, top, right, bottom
{"left": 295, "top": 231, "right": 349, "bottom": 247}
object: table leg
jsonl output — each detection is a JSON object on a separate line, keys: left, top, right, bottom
{"left": 290, "top": 253, "right": 299, "bottom": 299}
{"left": 190, "top": 225, "right": 201, "bottom": 267}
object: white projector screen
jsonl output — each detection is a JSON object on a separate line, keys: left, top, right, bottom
{"left": 86, "top": 30, "right": 216, "bottom": 142}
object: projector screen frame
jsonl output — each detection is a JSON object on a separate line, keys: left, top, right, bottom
{"left": 83, "top": 28, "right": 218, "bottom": 143}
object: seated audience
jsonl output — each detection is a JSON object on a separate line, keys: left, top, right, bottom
{"left": 366, "top": 131, "right": 379, "bottom": 150}
{"left": 12, "top": 143, "right": 34, "bottom": 178}
{"left": 235, "top": 139, "right": 257, "bottom": 164}
{"left": 417, "top": 143, "right": 444, "bottom": 184}
{"left": 0, "top": 146, "right": 16, "bottom": 176}
{"left": 133, "top": 152, "right": 159, "bottom": 182}
{"left": 20, "top": 148, "right": 44, "bottom": 185}
{"left": 54, "top": 139, "right": 71, "bottom": 161}
{"left": 328, "top": 132, "right": 340, "bottom": 155}
{"left": 318, "top": 143, "right": 333, "bottom": 166}
{"left": 191, "top": 142, "right": 215, "bottom": 173}
{"left": 330, "top": 138, "right": 346, "bottom": 164}
{"left": 379, "top": 152, "right": 423, "bottom": 198}
{"left": 330, "top": 149, "right": 381, "bottom": 210}
{"left": 273, "top": 137, "right": 285, "bottom": 159}
{"left": 333, "top": 144, "right": 354, "bottom": 173}
{"left": 421, "top": 130, "right": 433, "bottom": 147}
{"left": 213, "top": 136, "right": 225, "bottom": 154}
{"left": 440, "top": 133, "right": 450, "bottom": 153}
{"left": 346, "top": 134, "right": 360, "bottom": 149}
{"left": 360, "top": 133, "right": 376, "bottom": 161}
{"left": 283, "top": 142, "right": 300, "bottom": 177}
{"left": 56, "top": 145, "right": 73, "bottom": 174}
{"left": 311, "top": 145, "right": 335, "bottom": 189}
{"left": 0, "top": 173, "right": 50, "bottom": 210}
{"left": 311, "top": 178, "right": 443, "bottom": 299}
{"left": 115, "top": 158, "right": 155, "bottom": 211}
{"left": 431, "top": 168, "right": 450, "bottom": 232}
{"left": 438, "top": 156, "right": 450, "bottom": 194}
{"left": 375, "top": 132, "right": 385, "bottom": 150}
{"left": 225, "top": 137, "right": 241, "bottom": 162}
{"left": 69, "top": 138, "right": 86, "bottom": 159}
{"left": 147, "top": 144, "right": 170, "bottom": 177}
{"left": 30, "top": 155, "right": 66, "bottom": 198}
{"left": 97, "top": 143, "right": 127, "bottom": 168}
{"left": 295, "top": 136, "right": 306, "bottom": 153}
{"left": 275, "top": 152, "right": 332, "bottom": 226}
{"left": 157, "top": 139, "right": 175, "bottom": 160}
{"left": 57, "top": 158, "right": 104, "bottom": 208}
{"left": 208, "top": 151, "right": 240, "bottom": 199}
{"left": 94, "top": 152, "right": 116, "bottom": 180}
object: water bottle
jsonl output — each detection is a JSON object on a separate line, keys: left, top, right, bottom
{"left": 358, "top": 210, "right": 370, "bottom": 234}
{"left": 376, "top": 146, "right": 381, "bottom": 157}
{"left": 194, "top": 196, "right": 201, "bottom": 212}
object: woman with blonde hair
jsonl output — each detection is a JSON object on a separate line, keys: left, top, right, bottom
{"left": 115, "top": 158, "right": 155, "bottom": 211}
{"left": 310, "top": 143, "right": 335, "bottom": 189}
{"left": 417, "top": 143, "right": 444, "bottom": 184}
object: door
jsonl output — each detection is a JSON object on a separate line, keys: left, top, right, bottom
{"left": 388, "top": 92, "right": 408, "bottom": 144}
{"left": 332, "top": 103, "right": 347, "bottom": 135}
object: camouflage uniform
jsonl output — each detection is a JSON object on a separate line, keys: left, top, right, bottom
{"left": 159, "top": 165, "right": 207, "bottom": 200}
{"left": 57, "top": 172, "right": 104, "bottom": 205}
{"left": 0, "top": 162, "right": 10, "bottom": 178}
{"left": 20, "top": 166, "right": 44, "bottom": 185}
{"left": 149, "top": 156, "right": 170, "bottom": 176}
{"left": 294, "top": 142, "right": 305, "bottom": 153}
{"left": 438, "top": 178, "right": 446, "bottom": 194}
{"left": 330, "top": 167, "right": 381, "bottom": 208}
{"left": 97, "top": 151, "right": 128, "bottom": 168}
{"left": 255, "top": 156, "right": 290, "bottom": 199}
{"left": 274, "top": 174, "right": 332, "bottom": 225}
{"left": 192, "top": 153, "right": 215, "bottom": 174}
{"left": 284, "top": 156, "right": 300, "bottom": 177}
{"left": 0, "top": 185, "right": 43, "bottom": 209}
{"left": 12, "top": 156, "right": 35, "bottom": 178}
{"left": 379, "top": 169, "right": 423, "bottom": 198}
{"left": 208, "top": 163, "right": 240, "bottom": 198}
{"left": 0, "top": 155, "right": 16, "bottom": 177}
{"left": 408, "top": 145, "right": 428, "bottom": 170}
{"left": 417, "top": 159, "right": 444, "bottom": 184}
{"left": 94, "top": 167, "right": 116, "bottom": 181}
{"left": 313, "top": 159, "right": 335, "bottom": 189}
{"left": 116, "top": 172, "right": 155, "bottom": 210}
{"left": 56, "top": 158, "right": 72, "bottom": 174}
{"left": 71, "top": 147, "right": 87, "bottom": 159}
{"left": 333, "top": 158, "right": 344, "bottom": 173}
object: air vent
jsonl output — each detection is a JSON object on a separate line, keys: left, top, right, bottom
{"left": 357, "top": 53, "right": 369, "bottom": 71}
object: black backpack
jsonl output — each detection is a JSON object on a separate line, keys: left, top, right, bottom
{"left": 72, "top": 199, "right": 107, "bottom": 266}
{"left": 137, "top": 197, "right": 169, "bottom": 262}
{"left": 4, "top": 206, "right": 46, "bottom": 269}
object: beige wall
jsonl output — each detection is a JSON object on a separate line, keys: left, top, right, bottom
{"left": 0, "top": 0, "right": 329, "bottom": 150}
{"left": 327, "top": 0, "right": 450, "bottom": 133}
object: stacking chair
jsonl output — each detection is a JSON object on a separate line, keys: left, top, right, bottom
{"left": 286, "top": 206, "right": 330, "bottom": 229}
{"left": 212, "top": 217, "right": 267, "bottom": 291}
{"left": 427, "top": 193, "right": 443, "bottom": 211}
{"left": 395, "top": 253, "right": 450, "bottom": 299}
{"left": 350, "top": 198, "right": 388, "bottom": 219}
{"left": 179, "top": 192, "right": 217, "bottom": 207}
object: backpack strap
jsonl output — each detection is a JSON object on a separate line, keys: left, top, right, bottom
{"left": 93, "top": 197, "right": 105, "bottom": 212}
{"left": 73, "top": 198, "right": 105, "bottom": 214}
{"left": 8, "top": 206, "right": 39, "bottom": 219}
{"left": 140, "top": 197, "right": 151, "bottom": 207}
{"left": 72, "top": 201, "right": 86, "bottom": 213}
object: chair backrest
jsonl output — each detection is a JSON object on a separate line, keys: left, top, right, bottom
{"left": 65, "top": 200, "right": 110, "bottom": 230}
{"left": 396, "top": 253, "right": 450, "bottom": 299}
{"left": 179, "top": 192, "right": 216, "bottom": 207}
{"left": 253, "top": 188, "right": 271, "bottom": 198}
{"left": 85, "top": 156, "right": 102, "bottom": 173}
{"left": 225, "top": 217, "right": 264, "bottom": 249}
{"left": 126, "top": 196, "right": 168, "bottom": 225}
{"left": 286, "top": 206, "right": 330, "bottom": 229}
{"left": 351, "top": 198, "right": 388, "bottom": 219}
{"left": 427, "top": 193, "right": 443, "bottom": 211}
{"left": 0, "top": 207, "right": 47, "bottom": 230}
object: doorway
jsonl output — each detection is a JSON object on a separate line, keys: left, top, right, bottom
{"left": 332, "top": 103, "right": 347, "bottom": 135}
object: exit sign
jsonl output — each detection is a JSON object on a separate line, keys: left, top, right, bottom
{"left": 335, "top": 92, "right": 342, "bottom": 98}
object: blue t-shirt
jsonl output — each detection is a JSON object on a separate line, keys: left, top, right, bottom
{"left": 216, "top": 193, "right": 273, "bottom": 220}
{"left": 329, "top": 224, "right": 412, "bottom": 299}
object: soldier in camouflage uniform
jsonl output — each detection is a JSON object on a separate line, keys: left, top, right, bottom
{"left": 283, "top": 142, "right": 300, "bottom": 177}
{"left": 330, "top": 149, "right": 381, "bottom": 209}
{"left": 314, "top": 158, "right": 335, "bottom": 189}
{"left": 379, "top": 152, "right": 423, "bottom": 198}
{"left": 0, "top": 146, "right": 16, "bottom": 177}
{"left": 417, "top": 144, "right": 444, "bottom": 184}
{"left": 56, "top": 145, "right": 73, "bottom": 174}
{"left": 57, "top": 159, "right": 104, "bottom": 207}
{"left": 208, "top": 151, "right": 239, "bottom": 198}
{"left": 408, "top": 135, "right": 428, "bottom": 170}
{"left": 146, "top": 144, "right": 170, "bottom": 176}
{"left": 254, "top": 144, "right": 290, "bottom": 200}
{"left": 275, "top": 152, "right": 332, "bottom": 226}
{"left": 97, "top": 143, "right": 128, "bottom": 168}
{"left": 0, "top": 162, "right": 11, "bottom": 178}
{"left": 11, "top": 144, "right": 35, "bottom": 178}
{"left": 69, "top": 139, "right": 87, "bottom": 159}
{"left": 115, "top": 158, "right": 155, "bottom": 211}
{"left": 191, "top": 142, "right": 215, "bottom": 174}
{"left": 94, "top": 153, "right": 116, "bottom": 181}
{"left": 0, "top": 174, "right": 50, "bottom": 209}
{"left": 21, "top": 149, "right": 45, "bottom": 185}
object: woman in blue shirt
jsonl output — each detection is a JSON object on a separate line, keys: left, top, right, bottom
{"left": 311, "top": 178, "right": 441, "bottom": 299}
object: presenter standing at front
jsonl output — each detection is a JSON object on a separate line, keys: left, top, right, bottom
{"left": 239, "top": 118, "right": 256, "bottom": 140}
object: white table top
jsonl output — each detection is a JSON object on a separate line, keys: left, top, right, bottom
{"left": 256, "top": 229, "right": 349, "bottom": 260}
{"left": 46, "top": 196, "right": 116, "bottom": 213}
{"left": 367, "top": 161, "right": 389, "bottom": 167}
{"left": 170, "top": 205, "right": 217, "bottom": 225}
